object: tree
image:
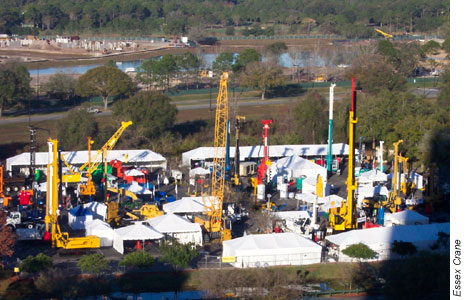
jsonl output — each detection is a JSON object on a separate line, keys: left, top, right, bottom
{"left": 293, "top": 91, "right": 328, "bottom": 144}
{"left": 78, "top": 254, "right": 109, "bottom": 274}
{"left": 265, "top": 42, "right": 288, "bottom": 56}
{"left": 57, "top": 109, "right": 98, "bottom": 150}
{"left": 342, "top": 243, "right": 377, "bottom": 261}
{"left": 176, "top": 52, "right": 201, "bottom": 89}
{"left": 119, "top": 250, "right": 154, "bottom": 269}
{"left": 105, "top": 59, "right": 118, "bottom": 68}
{"left": 0, "top": 63, "right": 32, "bottom": 117}
{"left": 212, "top": 52, "right": 234, "bottom": 75}
{"left": 20, "top": 253, "right": 53, "bottom": 273}
{"left": 75, "top": 66, "right": 134, "bottom": 110}
{"left": 420, "top": 40, "right": 440, "bottom": 57}
{"left": 233, "top": 48, "right": 261, "bottom": 72}
{"left": 239, "top": 61, "right": 286, "bottom": 100}
{"left": 391, "top": 240, "right": 417, "bottom": 257}
{"left": 113, "top": 91, "right": 177, "bottom": 139}
{"left": 43, "top": 72, "right": 77, "bottom": 101}
{"left": 158, "top": 241, "right": 198, "bottom": 271}
{"left": 225, "top": 26, "right": 234, "bottom": 36}
{"left": 0, "top": 210, "right": 15, "bottom": 267}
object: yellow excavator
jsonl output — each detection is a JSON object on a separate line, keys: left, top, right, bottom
{"left": 328, "top": 78, "right": 358, "bottom": 232}
{"left": 44, "top": 139, "right": 100, "bottom": 249}
{"left": 375, "top": 28, "right": 393, "bottom": 39}
{"left": 194, "top": 72, "right": 232, "bottom": 242}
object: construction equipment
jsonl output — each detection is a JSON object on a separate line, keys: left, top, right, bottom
{"left": 0, "top": 165, "right": 12, "bottom": 207}
{"left": 194, "top": 72, "right": 231, "bottom": 242}
{"left": 232, "top": 116, "right": 246, "bottom": 186}
{"left": 44, "top": 139, "right": 100, "bottom": 249}
{"left": 328, "top": 78, "right": 358, "bottom": 232}
{"left": 375, "top": 29, "right": 393, "bottom": 39}
{"left": 80, "top": 137, "right": 97, "bottom": 197}
{"left": 385, "top": 140, "right": 404, "bottom": 212}
{"left": 257, "top": 120, "right": 273, "bottom": 185}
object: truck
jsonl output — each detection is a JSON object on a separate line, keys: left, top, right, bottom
{"left": 6, "top": 210, "right": 45, "bottom": 240}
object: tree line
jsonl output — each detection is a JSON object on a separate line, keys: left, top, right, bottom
{"left": 0, "top": 0, "right": 449, "bottom": 38}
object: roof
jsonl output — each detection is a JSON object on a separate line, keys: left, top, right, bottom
{"left": 6, "top": 149, "right": 166, "bottom": 172}
{"left": 163, "top": 197, "right": 208, "bottom": 214}
{"left": 273, "top": 211, "right": 310, "bottom": 220}
{"left": 223, "top": 232, "right": 322, "bottom": 252}
{"left": 114, "top": 222, "right": 163, "bottom": 240}
{"left": 326, "top": 223, "right": 449, "bottom": 247}
{"left": 385, "top": 210, "right": 429, "bottom": 224}
{"left": 146, "top": 214, "right": 201, "bottom": 233}
{"left": 182, "top": 143, "right": 352, "bottom": 166}
{"left": 358, "top": 169, "right": 388, "bottom": 182}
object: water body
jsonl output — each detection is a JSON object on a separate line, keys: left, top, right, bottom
{"left": 30, "top": 51, "right": 348, "bottom": 75}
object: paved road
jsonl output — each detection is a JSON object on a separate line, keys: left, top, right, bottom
{"left": 0, "top": 97, "right": 293, "bottom": 125}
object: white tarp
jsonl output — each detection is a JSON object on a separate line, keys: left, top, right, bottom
{"left": 146, "top": 214, "right": 203, "bottom": 246}
{"left": 125, "top": 169, "right": 145, "bottom": 177}
{"left": 83, "top": 202, "right": 107, "bottom": 221}
{"left": 182, "top": 143, "right": 351, "bottom": 167}
{"left": 163, "top": 197, "right": 209, "bottom": 214}
{"left": 384, "top": 210, "right": 429, "bottom": 227}
{"left": 113, "top": 222, "right": 164, "bottom": 254}
{"left": 189, "top": 167, "right": 211, "bottom": 178}
{"left": 85, "top": 219, "right": 114, "bottom": 247}
{"left": 326, "top": 222, "right": 449, "bottom": 262}
{"left": 68, "top": 205, "right": 93, "bottom": 230}
{"left": 223, "top": 232, "right": 322, "bottom": 268}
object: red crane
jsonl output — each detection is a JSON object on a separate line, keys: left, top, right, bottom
{"left": 257, "top": 120, "right": 273, "bottom": 184}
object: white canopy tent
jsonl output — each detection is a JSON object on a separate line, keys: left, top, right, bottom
{"left": 163, "top": 197, "right": 211, "bottom": 214}
{"left": 83, "top": 202, "right": 108, "bottom": 221}
{"left": 223, "top": 232, "right": 323, "bottom": 268}
{"left": 271, "top": 155, "right": 327, "bottom": 183}
{"left": 189, "top": 167, "right": 211, "bottom": 178}
{"left": 85, "top": 219, "right": 114, "bottom": 247}
{"left": 113, "top": 222, "right": 164, "bottom": 254}
{"left": 358, "top": 169, "right": 388, "bottom": 186}
{"left": 326, "top": 222, "right": 449, "bottom": 262}
{"left": 127, "top": 181, "right": 152, "bottom": 195}
{"left": 384, "top": 210, "right": 429, "bottom": 227}
{"left": 146, "top": 214, "right": 203, "bottom": 246}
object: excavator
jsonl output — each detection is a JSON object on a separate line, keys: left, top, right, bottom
{"left": 194, "top": 72, "right": 232, "bottom": 243}
{"left": 44, "top": 139, "right": 100, "bottom": 249}
{"left": 328, "top": 78, "right": 358, "bottom": 232}
{"left": 375, "top": 28, "right": 393, "bottom": 39}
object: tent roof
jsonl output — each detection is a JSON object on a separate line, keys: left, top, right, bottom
{"left": 189, "top": 167, "right": 211, "bottom": 177}
{"left": 319, "top": 195, "right": 344, "bottom": 209}
{"left": 6, "top": 149, "right": 166, "bottom": 172}
{"left": 125, "top": 169, "right": 145, "bottom": 176}
{"left": 385, "top": 210, "right": 429, "bottom": 224}
{"left": 163, "top": 197, "right": 210, "bottom": 214}
{"left": 273, "top": 211, "right": 310, "bottom": 220}
{"left": 146, "top": 214, "right": 201, "bottom": 233}
{"left": 114, "top": 222, "right": 163, "bottom": 240}
{"left": 223, "top": 232, "right": 322, "bottom": 251}
{"left": 358, "top": 169, "right": 388, "bottom": 182}
{"left": 326, "top": 223, "right": 449, "bottom": 247}
{"left": 85, "top": 219, "right": 112, "bottom": 231}
{"left": 182, "top": 143, "right": 352, "bottom": 166}
{"left": 273, "top": 155, "right": 324, "bottom": 171}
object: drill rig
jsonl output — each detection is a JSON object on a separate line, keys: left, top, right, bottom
{"left": 44, "top": 139, "right": 100, "bottom": 249}
{"left": 328, "top": 78, "right": 358, "bottom": 232}
{"left": 195, "top": 72, "right": 232, "bottom": 242}
{"left": 232, "top": 115, "right": 246, "bottom": 186}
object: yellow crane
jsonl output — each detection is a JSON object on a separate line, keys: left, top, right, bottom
{"left": 328, "top": 78, "right": 358, "bottom": 232}
{"left": 375, "top": 28, "right": 393, "bottom": 39}
{"left": 195, "top": 72, "right": 232, "bottom": 242}
{"left": 45, "top": 139, "right": 100, "bottom": 249}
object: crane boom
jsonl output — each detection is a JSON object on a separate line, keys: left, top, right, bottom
{"left": 79, "top": 121, "right": 132, "bottom": 174}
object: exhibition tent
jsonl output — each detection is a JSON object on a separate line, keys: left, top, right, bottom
{"left": 85, "top": 219, "right": 114, "bottom": 247}
{"left": 83, "top": 201, "right": 107, "bottom": 221}
{"left": 146, "top": 214, "right": 203, "bottom": 246}
{"left": 113, "top": 222, "right": 163, "bottom": 254}
{"left": 222, "top": 232, "right": 323, "bottom": 268}
{"left": 189, "top": 167, "right": 211, "bottom": 178}
{"left": 163, "top": 197, "right": 209, "bottom": 214}
{"left": 68, "top": 205, "right": 93, "bottom": 230}
{"left": 326, "top": 222, "right": 449, "bottom": 262}
{"left": 358, "top": 169, "right": 388, "bottom": 185}
{"left": 384, "top": 210, "right": 429, "bottom": 226}
{"left": 271, "top": 155, "right": 327, "bottom": 183}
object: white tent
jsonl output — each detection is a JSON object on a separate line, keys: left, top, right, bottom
{"left": 189, "top": 167, "right": 211, "bottom": 178}
{"left": 223, "top": 232, "right": 322, "bottom": 268}
{"left": 300, "top": 177, "right": 330, "bottom": 197}
{"left": 146, "top": 214, "right": 203, "bottom": 246}
{"left": 68, "top": 205, "right": 93, "bottom": 230}
{"left": 125, "top": 169, "right": 145, "bottom": 177}
{"left": 113, "top": 222, "right": 164, "bottom": 254}
{"left": 326, "top": 222, "right": 449, "bottom": 262}
{"left": 85, "top": 219, "right": 114, "bottom": 247}
{"left": 320, "top": 195, "right": 344, "bottom": 211}
{"left": 384, "top": 210, "right": 429, "bottom": 227}
{"left": 358, "top": 169, "right": 388, "bottom": 185}
{"left": 83, "top": 202, "right": 107, "bottom": 221}
{"left": 163, "top": 197, "right": 208, "bottom": 214}
{"left": 127, "top": 181, "right": 151, "bottom": 195}
{"left": 273, "top": 210, "right": 310, "bottom": 220}
{"left": 271, "top": 155, "right": 327, "bottom": 183}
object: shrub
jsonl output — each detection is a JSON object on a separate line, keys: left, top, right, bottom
{"left": 20, "top": 253, "right": 53, "bottom": 274}
{"left": 158, "top": 241, "right": 198, "bottom": 270}
{"left": 391, "top": 240, "right": 417, "bottom": 256}
{"left": 119, "top": 250, "right": 154, "bottom": 269}
{"left": 78, "top": 254, "right": 109, "bottom": 274}
{"left": 225, "top": 26, "right": 235, "bottom": 36}
{"left": 342, "top": 243, "right": 377, "bottom": 261}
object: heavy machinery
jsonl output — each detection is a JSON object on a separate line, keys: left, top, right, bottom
{"left": 232, "top": 115, "right": 246, "bottom": 186}
{"left": 257, "top": 120, "right": 273, "bottom": 185}
{"left": 375, "top": 28, "right": 393, "bottom": 39}
{"left": 80, "top": 137, "right": 97, "bottom": 197}
{"left": 0, "top": 165, "right": 12, "bottom": 207}
{"left": 44, "top": 139, "right": 100, "bottom": 249}
{"left": 60, "top": 121, "right": 132, "bottom": 184}
{"left": 328, "top": 78, "right": 358, "bottom": 232}
{"left": 194, "top": 72, "right": 231, "bottom": 242}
